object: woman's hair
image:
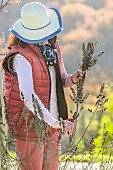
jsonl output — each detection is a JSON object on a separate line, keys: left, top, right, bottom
{"left": 7, "top": 34, "right": 27, "bottom": 49}
{"left": 7, "top": 34, "right": 60, "bottom": 49}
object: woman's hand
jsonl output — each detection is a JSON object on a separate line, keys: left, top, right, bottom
{"left": 52, "top": 120, "right": 74, "bottom": 136}
{"left": 71, "top": 70, "right": 86, "bottom": 84}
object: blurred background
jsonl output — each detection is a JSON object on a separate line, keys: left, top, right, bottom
{"left": 0, "top": 0, "right": 113, "bottom": 154}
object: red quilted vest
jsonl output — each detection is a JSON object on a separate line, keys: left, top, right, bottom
{"left": 2, "top": 43, "right": 62, "bottom": 139}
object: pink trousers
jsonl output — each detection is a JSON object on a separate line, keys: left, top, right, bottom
{"left": 15, "top": 128, "right": 60, "bottom": 170}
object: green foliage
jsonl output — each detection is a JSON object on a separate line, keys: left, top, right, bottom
{"left": 60, "top": 154, "right": 113, "bottom": 162}
{"left": 105, "top": 89, "right": 113, "bottom": 112}
{"left": 9, "top": 152, "right": 16, "bottom": 159}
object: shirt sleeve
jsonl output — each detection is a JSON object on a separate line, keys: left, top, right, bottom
{"left": 60, "top": 57, "right": 74, "bottom": 87}
{"left": 13, "top": 54, "right": 57, "bottom": 126}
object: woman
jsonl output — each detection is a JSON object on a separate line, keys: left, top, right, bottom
{"left": 2, "top": 2, "right": 84, "bottom": 170}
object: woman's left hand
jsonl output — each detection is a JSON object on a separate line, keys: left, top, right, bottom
{"left": 71, "top": 70, "right": 87, "bottom": 84}
{"left": 65, "top": 118, "right": 75, "bottom": 137}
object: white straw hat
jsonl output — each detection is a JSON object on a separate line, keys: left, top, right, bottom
{"left": 9, "top": 2, "right": 63, "bottom": 44}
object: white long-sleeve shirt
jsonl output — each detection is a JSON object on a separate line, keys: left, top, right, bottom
{"left": 13, "top": 54, "right": 73, "bottom": 126}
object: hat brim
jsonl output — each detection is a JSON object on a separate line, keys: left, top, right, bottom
{"left": 9, "top": 8, "right": 63, "bottom": 44}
